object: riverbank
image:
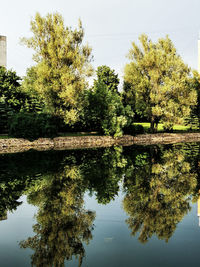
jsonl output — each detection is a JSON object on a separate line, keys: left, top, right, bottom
{"left": 0, "top": 133, "right": 200, "bottom": 154}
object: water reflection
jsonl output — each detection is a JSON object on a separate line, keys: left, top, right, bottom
{"left": 20, "top": 160, "right": 95, "bottom": 266}
{"left": 123, "top": 144, "right": 198, "bottom": 243}
{"left": 0, "top": 143, "right": 199, "bottom": 265}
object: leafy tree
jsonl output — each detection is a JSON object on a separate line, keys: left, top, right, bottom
{"left": 95, "top": 65, "right": 119, "bottom": 92}
{"left": 0, "top": 67, "right": 31, "bottom": 112}
{"left": 123, "top": 35, "right": 197, "bottom": 132}
{"left": 21, "top": 66, "right": 45, "bottom": 112}
{"left": 0, "top": 66, "right": 43, "bottom": 113}
{"left": 185, "top": 71, "right": 200, "bottom": 129}
{"left": 84, "top": 80, "right": 133, "bottom": 136}
{"left": 21, "top": 12, "right": 93, "bottom": 125}
{"left": 0, "top": 66, "right": 42, "bottom": 133}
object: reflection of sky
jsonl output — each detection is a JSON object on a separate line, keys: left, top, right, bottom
{"left": 0, "top": 196, "right": 37, "bottom": 267}
{"left": 0, "top": 0, "right": 200, "bottom": 79}
{"left": 0, "top": 194, "right": 200, "bottom": 267}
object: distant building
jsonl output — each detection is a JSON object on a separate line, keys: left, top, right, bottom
{"left": 0, "top": 35, "right": 7, "bottom": 68}
{"left": 198, "top": 35, "right": 200, "bottom": 73}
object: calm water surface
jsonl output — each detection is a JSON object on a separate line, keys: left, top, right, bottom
{"left": 0, "top": 143, "right": 200, "bottom": 267}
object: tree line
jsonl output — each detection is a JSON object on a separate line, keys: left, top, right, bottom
{"left": 0, "top": 12, "right": 199, "bottom": 138}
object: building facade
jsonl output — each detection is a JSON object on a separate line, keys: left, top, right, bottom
{"left": 0, "top": 36, "right": 7, "bottom": 68}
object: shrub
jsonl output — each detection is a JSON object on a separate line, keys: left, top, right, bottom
{"left": 8, "top": 113, "right": 58, "bottom": 140}
{"left": 123, "top": 124, "right": 144, "bottom": 135}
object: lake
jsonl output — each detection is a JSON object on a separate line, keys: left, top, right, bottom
{"left": 0, "top": 142, "right": 200, "bottom": 267}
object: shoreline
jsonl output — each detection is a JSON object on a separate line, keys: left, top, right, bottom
{"left": 0, "top": 132, "right": 200, "bottom": 154}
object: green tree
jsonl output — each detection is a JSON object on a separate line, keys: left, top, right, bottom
{"left": 185, "top": 71, "right": 200, "bottom": 129}
{"left": 21, "top": 66, "right": 45, "bottom": 112}
{"left": 0, "top": 66, "right": 42, "bottom": 133}
{"left": 0, "top": 67, "right": 26, "bottom": 112}
{"left": 124, "top": 34, "right": 197, "bottom": 132}
{"left": 84, "top": 81, "right": 133, "bottom": 136}
{"left": 95, "top": 65, "right": 119, "bottom": 92}
{"left": 21, "top": 12, "right": 93, "bottom": 125}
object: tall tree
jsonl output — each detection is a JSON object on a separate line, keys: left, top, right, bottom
{"left": 22, "top": 12, "right": 93, "bottom": 125}
{"left": 123, "top": 35, "right": 197, "bottom": 132}
{"left": 84, "top": 81, "right": 133, "bottom": 136}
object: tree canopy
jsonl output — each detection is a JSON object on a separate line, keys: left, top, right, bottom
{"left": 95, "top": 65, "right": 119, "bottom": 92}
{"left": 22, "top": 12, "right": 93, "bottom": 125}
{"left": 123, "top": 34, "right": 197, "bottom": 132}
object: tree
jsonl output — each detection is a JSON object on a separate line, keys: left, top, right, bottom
{"left": 123, "top": 34, "right": 197, "bottom": 132}
{"left": 95, "top": 65, "right": 119, "bottom": 92}
{"left": 0, "top": 66, "right": 43, "bottom": 113}
{"left": 185, "top": 71, "right": 200, "bottom": 129}
{"left": 84, "top": 81, "right": 132, "bottom": 136}
{"left": 0, "top": 67, "right": 23, "bottom": 112}
{"left": 0, "top": 66, "right": 42, "bottom": 133}
{"left": 21, "top": 12, "right": 93, "bottom": 125}
{"left": 82, "top": 65, "right": 133, "bottom": 136}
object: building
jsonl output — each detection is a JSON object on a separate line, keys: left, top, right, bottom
{"left": 0, "top": 35, "right": 7, "bottom": 68}
{"left": 198, "top": 35, "right": 200, "bottom": 73}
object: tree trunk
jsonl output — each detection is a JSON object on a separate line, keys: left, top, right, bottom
{"left": 150, "top": 117, "right": 155, "bottom": 133}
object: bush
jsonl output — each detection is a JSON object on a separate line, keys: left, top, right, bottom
{"left": 123, "top": 124, "right": 144, "bottom": 135}
{"left": 8, "top": 113, "right": 58, "bottom": 140}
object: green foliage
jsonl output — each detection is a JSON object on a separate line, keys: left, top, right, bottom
{"left": 185, "top": 71, "right": 200, "bottom": 129}
{"left": 84, "top": 81, "right": 133, "bottom": 136}
{"left": 21, "top": 12, "right": 93, "bottom": 125}
{"left": 81, "top": 65, "right": 133, "bottom": 136}
{"left": 0, "top": 66, "right": 22, "bottom": 112}
{"left": 95, "top": 65, "right": 120, "bottom": 92}
{"left": 124, "top": 35, "right": 197, "bottom": 132}
{"left": 8, "top": 113, "right": 58, "bottom": 140}
{"left": 0, "top": 66, "right": 41, "bottom": 114}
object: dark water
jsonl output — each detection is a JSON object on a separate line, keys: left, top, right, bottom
{"left": 0, "top": 143, "right": 200, "bottom": 267}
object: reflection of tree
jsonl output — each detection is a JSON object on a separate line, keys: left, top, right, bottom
{"left": 181, "top": 143, "right": 200, "bottom": 202}
{"left": 0, "top": 150, "right": 65, "bottom": 221}
{"left": 123, "top": 145, "right": 197, "bottom": 243}
{"left": 18, "top": 147, "right": 127, "bottom": 265}
{"left": 20, "top": 159, "right": 95, "bottom": 267}
{"left": 81, "top": 146, "right": 127, "bottom": 204}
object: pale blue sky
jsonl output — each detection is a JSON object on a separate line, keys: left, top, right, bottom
{"left": 1, "top": 0, "right": 200, "bottom": 80}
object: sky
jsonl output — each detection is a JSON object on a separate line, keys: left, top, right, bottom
{"left": 1, "top": 0, "right": 200, "bottom": 82}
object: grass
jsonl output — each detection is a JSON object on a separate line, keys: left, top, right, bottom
{"left": 133, "top": 122, "right": 191, "bottom": 132}
{"left": 0, "top": 135, "right": 11, "bottom": 139}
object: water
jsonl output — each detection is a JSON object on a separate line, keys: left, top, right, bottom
{"left": 0, "top": 143, "right": 199, "bottom": 267}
